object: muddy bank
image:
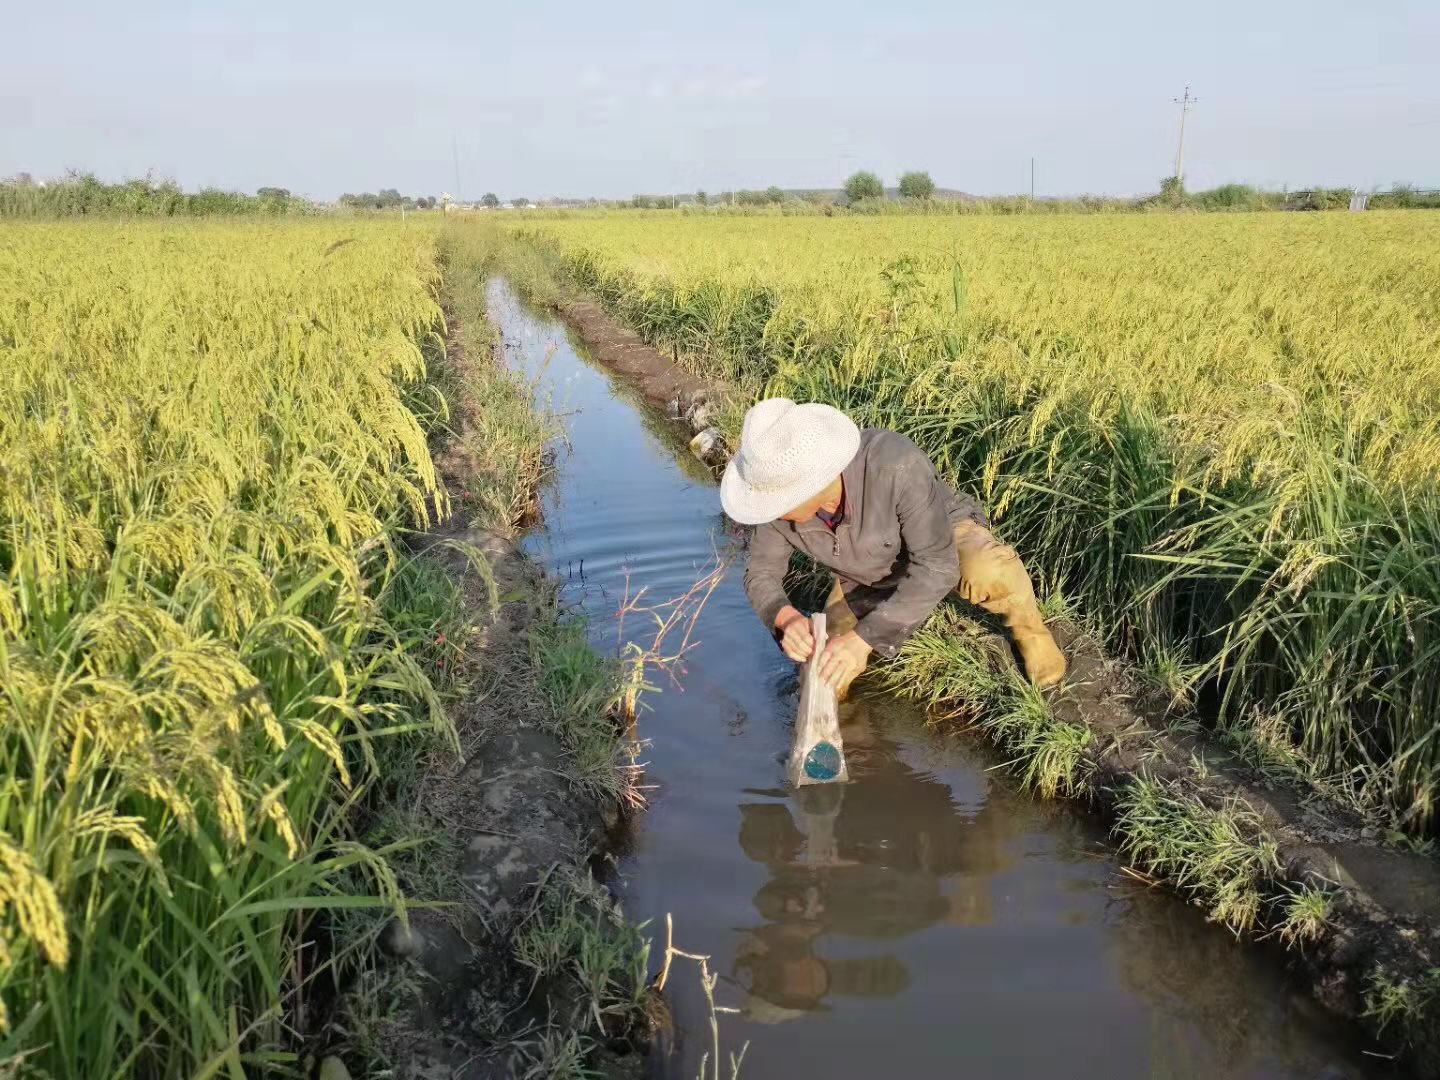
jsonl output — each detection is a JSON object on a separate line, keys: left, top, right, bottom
{"left": 556, "top": 297, "right": 726, "bottom": 458}
{"left": 385, "top": 521, "right": 647, "bottom": 1078}
{"left": 557, "top": 298, "right": 711, "bottom": 412}
{"left": 547, "top": 281, "right": 1440, "bottom": 1076}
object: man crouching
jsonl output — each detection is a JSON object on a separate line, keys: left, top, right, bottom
{"left": 719, "top": 398, "right": 1066, "bottom": 697}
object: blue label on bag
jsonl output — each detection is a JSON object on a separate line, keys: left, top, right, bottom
{"left": 803, "top": 741, "right": 842, "bottom": 781}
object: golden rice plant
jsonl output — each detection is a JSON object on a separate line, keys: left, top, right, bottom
{"left": 518, "top": 210, "right": 1440, "bottom": 829}
{"left": 0, "top": 219, "right": 455, "bottom": 1075}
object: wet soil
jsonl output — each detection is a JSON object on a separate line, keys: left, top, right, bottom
{"left": 557, "top": 298, "right": 713, "bottom": 412}
{"left": 496, "top": 280, "right": 1423, "bottom": 1080}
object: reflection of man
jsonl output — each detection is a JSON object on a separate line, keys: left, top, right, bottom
{"left": 735, "top": 920, "right": 911, "bottom": 1017}
{"left": 732, "top": 732, "right": 1020, "bottom": 1018}
{"left": 735, "top": 788, "right": 921, "bottom": 1017}
{"left": 720, "top": 399, "right": 1066, "bottom": 697}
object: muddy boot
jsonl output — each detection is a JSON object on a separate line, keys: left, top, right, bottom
{"left": 952, "top": 522, "right": 1067, "bottom": 688}
{"left": 1001, "top": 603, "right": 1068, "bottom": 689}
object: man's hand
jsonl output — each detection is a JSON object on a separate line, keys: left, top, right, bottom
{"left": 774, "top": 606, "right": 815, "bottom": 662}
{"left": 817, "top": 630, "right": 872, "bottom": 691}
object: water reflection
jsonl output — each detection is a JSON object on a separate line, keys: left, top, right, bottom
{"left": 733, "top": 699, "right": 1019, "bottom": 1019}
{"left": 1107, "top": 882, "right": 1375, "bottom": 1079}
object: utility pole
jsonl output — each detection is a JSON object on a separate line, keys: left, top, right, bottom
{"left": 1029, "top": 157, "right": 1035, "bottom": 203}
{"left": 1172, "top": 86, "right": 1197, "bottom": 184}
{"left": 451, "top": 132, "right": 463, "bottom": 205}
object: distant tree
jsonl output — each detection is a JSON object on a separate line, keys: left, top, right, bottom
{"left": 256, "top": 186, "right": 291, "bottom": 200}
{"left": 631, "top": 194, "right": 653, "bottom": 209}
{"left": 377, "top": 188, "right": 403, "bottom": 208}
{"left": 1158, "top": 175, "right": 1186, "bottom": 204}
{"left": 1191, "top": 183, "right": 1263, "bottom": 210}
{"left": 481, "top": 192, "right": 500, "bottom": 208}
{"left": 843, "top": 170, "right": 884, "bottom": 203}
{"left": 695, "top": 190, "right": 708, "bottom": 205}
{"left": 764, "top": 185, "right": 785, "bottom": 204}
{"left": 511, "top": 196, "right": 529, "bottom": 207}
{"left": 898, "top": 171, "right": 935, "bottom": 199}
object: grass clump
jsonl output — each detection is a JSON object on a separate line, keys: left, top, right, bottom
{"left": 513, "top": 1027, "right": 601, "bottom": 1080}
{"left": 1115, "top": 775, "right": 1282, "bottom": 934}
{"left": 883, "top": 605, "right": 1093, "bottom": 799}
{"left": 530, "top": 617, "right": 643, "bottom": 810}
{"left": 1218, "top": 708, "right": 1385, "bottom": 822}
{"left": 988, "top": 682, "right": 1093, "bottom": 799}
{"left": 1274, "top": 882, "right": 1335, "bottom": 948}
{"left": 513, "top": 869, "right": 651, "bottom": 1046}
{"left": 1363, "top": 966, "right": 1440, "bottom": 1038}
{"left": 1135, "top": 638, "right": 1208, "bottom": 714}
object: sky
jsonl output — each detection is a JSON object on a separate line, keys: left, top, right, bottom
{"left": 4, "top": 1, "right": 1437, "bottom": 201}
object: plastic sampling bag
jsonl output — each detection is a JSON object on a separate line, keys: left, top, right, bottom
{"left": 788, "top": 613, "right": 849, "bottom": 786}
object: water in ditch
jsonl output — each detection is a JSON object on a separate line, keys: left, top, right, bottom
{"left": 489, "top": 279, "right": 1384, "bottom": 1080}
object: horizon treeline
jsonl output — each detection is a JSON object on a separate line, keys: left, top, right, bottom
{"left": 4, "top": 170, "right": 1438, "bottom": 218}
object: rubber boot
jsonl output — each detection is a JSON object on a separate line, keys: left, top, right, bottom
{"left": 952, "top": 522, "right": 1067, "bottom": 687}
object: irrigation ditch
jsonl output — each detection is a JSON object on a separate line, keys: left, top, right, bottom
{"left": 514, "top": 254, "right": 1440, "bottom": 1076}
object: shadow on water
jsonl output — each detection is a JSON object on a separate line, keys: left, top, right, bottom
{"left": 487, "top": 279, "right": 1389, "bottom": 1080}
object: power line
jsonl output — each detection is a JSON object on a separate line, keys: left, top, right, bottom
{"left": 1172, "top": 86, "right": 1197, "bottom": 184}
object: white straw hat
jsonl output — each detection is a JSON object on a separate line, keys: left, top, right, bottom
{"left": 720, "top": 399, "right": 861, "bottom": 525}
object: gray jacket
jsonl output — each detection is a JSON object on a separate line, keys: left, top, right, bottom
{"left": 742, "top": 428, "right": 986, "bottom": 658}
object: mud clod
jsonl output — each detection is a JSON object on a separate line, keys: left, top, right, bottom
{"left": 379, "top": 919, "right": 426, "bottom": 960}
{"left": 689, "top": 427, "right": 726, "bottom": 465}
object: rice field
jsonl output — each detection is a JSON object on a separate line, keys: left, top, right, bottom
{"left": 0, "top": 220, "right": 451, "bottom": 1075}
{"left": 520, "top": 211, "right": 1440, "bottom": 830}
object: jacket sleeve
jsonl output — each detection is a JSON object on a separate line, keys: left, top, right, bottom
{"left": 854, "top": 462, "right": 960, "bottom": 658}
{"left": 743, "top": 523, "right": 795, "bottom": 633}
{"left": 947, "top": 489, "right": 990, "bottom": 529}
